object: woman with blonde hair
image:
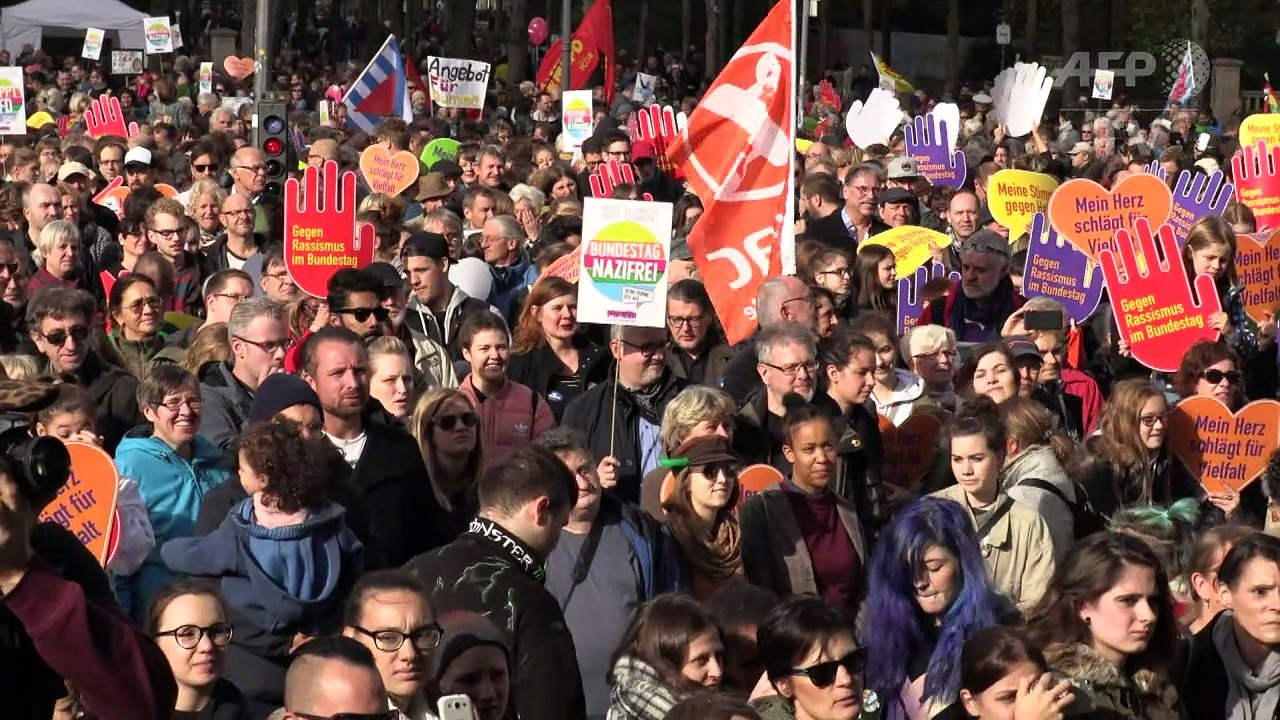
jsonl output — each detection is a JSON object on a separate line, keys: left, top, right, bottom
{"left": 903, "top": 324, "right": 958, "bottom": 411}
{"left": 367, "top": 336, "right": 417, "bottom": 422}
{"left": 181, "top": 322, "right": 232, "bottom": 374}
{"left": 410, "top": 387, "right": 483, "bottom": 532}
{"left": 185, "top": 180, "right": 226, "bottom": 249}
{"left": 1181, "top": 214, "right": 1264, "bottom": 360}
{"left": 507, "top": 276, "right": 610, "bottom": 422}
{"left": 640, "top": 385, "right": 736, "bottom": 518}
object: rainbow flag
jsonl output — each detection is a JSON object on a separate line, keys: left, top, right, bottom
{"left": 871, "top": 51, "right": 914, "bottom": 94}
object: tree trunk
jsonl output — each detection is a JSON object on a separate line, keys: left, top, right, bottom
{"left": 878, "top": 0, "right": 891, "bottom": 62}
{"left": 504, "top": 0, "right": 529, "bottom": 83}
{"left": 444, "top": 0, "right": 477, "bottom": 57}
{"left": 704, "top": 0, "right": 718, "bottom": 76}
{"left": 946, "top": 0, "right": 959, "bottom": 89}
{"left": 1024, "top": 0, "right": 1037, "bottom": 57}
{"left": 1190, "top": 0, "right": 1209, "bottom": 48}
{"left": 682, "top": 0, "right": 692, "bottom": 59}
{"left": 862, "top": 0, "right": 874, "bottom": 52}
{"left": 716, "top": 0, "right": 728, "bottom": 74}
{"left": 241, "top": 0, "right": 256, "bottom": 58}
{"left": 637, "top": 0, "right": 648, "bottom": 58}
{"left": 1061, "top": 0, "right": 1078, "bottom": 59}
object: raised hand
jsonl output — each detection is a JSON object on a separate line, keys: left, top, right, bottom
{"left": 904, "top": 113, "right": 966, "bottom": 188}
{"left": 1021, "top": 212, "right": 1103, "bottom": 322}
{"left": 995, "top": 63, "right": 1052, "bottom": 138}
{"left": 632, "top": 104, "right": 687, "bottom": 174}
{"left": 1169, "top": 169, "right": 1234, "bottom": 241}
{"left": 897, "top": 260, "right": 959, "bottom": 334}
{"left": 1098, "top": 219, "right": 1221, "bottom": 372}
{"left": 84, "top": 93, "right": 139, "bottom": 140}
{"left": 1143, "top": 159, "right": 1167, "bottom": 180}
{"left": 1232, "top": 140, "right": 1280, "bottom": 230}
{"left": 845, "top": 87, "right": 902, "bottom": 149}
{"left": 285, "top": 160, "right": 376, "bottom": 298}
{"left": 589, "top": 159, "right": 654, "bottom": 200}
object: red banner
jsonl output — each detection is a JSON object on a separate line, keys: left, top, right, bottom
{"left": 665, "top": 0, "right": 794, "bottom": 344}
{"left": 536, "top": 0, "right": 616, "bottom": 103}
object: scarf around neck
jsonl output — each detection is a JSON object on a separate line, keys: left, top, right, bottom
{"left": 1213, "top": 611, "right": 1280, "bottom": 720}
{"left": 468, "top": 517, "right": 547, "bottom": 583}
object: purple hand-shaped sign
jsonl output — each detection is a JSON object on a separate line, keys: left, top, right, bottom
{"left": 897, "top": 261, "right": 961, "bottom": 335}
{"left": 1167, "top": 169, "right": 1234, "bottom": 243}
{"left": 1143, "top": 159, "right": 1167, "bottom": 180}
{"left": 1022, "top": 212, "right": 1103, "bottom": 323}
{"left": 904, "top": 113, "right": 967, "bottom": 189}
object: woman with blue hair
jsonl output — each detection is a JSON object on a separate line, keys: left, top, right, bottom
{"left": 864, "top": 496, "right": 1011, "bottom": 720}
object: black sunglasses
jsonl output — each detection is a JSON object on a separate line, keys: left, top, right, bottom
{"left": 40, "top": 325, "right": 89, "bottom": 347}
{"left": 192, "top": 163, "right": 218, "bottom": 172}
{"left": 1201, "top": 368, "right": 1242, "bottom": 385}
{"left": 333, "top": 307, "right": 389, "bottom": 323}
{"left": 434, "top": 412, "right": 479, "bottom": 431}
{"left": 789, "top": 649, "right": 867, "bottom": 688}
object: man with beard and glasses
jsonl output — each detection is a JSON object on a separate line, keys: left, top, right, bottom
{"left": 458, "top": 312, "right": 555, "bottom": 462}
{"left": 563, "top": 324, "right": 691, "bottom": 505}
{"left": 300, "top": 327, "right": 454, "bottom": 566}
{"left": 917, "top": 230, "right": 1025, "bottom": 343}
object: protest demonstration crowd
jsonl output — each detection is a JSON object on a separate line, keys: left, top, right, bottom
{"left": 13, "top": 1, "right": 1280, "bottom": 720}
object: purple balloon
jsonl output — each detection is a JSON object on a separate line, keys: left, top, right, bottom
{"left": 1021, "top": 212, "right": 1103, "bottom": 323}
{"left": 904, "top": 113, "right": 967, "bottom": 189}
{"left": 897, "top": 260, "right": 960, "bottom": 335}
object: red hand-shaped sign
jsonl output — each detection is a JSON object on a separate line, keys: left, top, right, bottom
{"left": 285, "top": 161, "right": 376, "bottom": 298}
{"left": 632, "top": 104, "right": 683, "bottom": 175}
{"left": 1099, "top": 219, "right": 1221, "bottom": 372}
{"left": 588, "top": 159, "right": 653, "bottom": 200}
{"left": 84, "top": 93, "right": 139, "bottom": 140}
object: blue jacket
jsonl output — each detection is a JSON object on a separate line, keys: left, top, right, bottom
{"left": 113, "top": 432, "right": 231, "bottom": 622}
{"left": 602, "top": 494, "right": 684, "bottom": 598}
{"left": 490, "top": 250, "right": 539, "bottom": 322}
{"left": 161, "top": 498, "right": 364, "bottom": 638}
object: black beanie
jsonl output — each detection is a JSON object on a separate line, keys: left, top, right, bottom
{"left": 434, "top": 610, "right": 510, "bottom": 680}
{"left": 247, "top": 373, "right": 322, "bottom": 425}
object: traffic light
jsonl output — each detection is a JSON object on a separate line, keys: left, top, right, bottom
{"left": 254, "top": 98, "right": 290, "bottom": 197}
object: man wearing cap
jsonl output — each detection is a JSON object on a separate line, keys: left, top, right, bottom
{"left": 1068, "top": 142, "right": 1094, "bottom": 176}
{"left": 878, "top": 187, "right": 917, "bottom": 228}
{"left": 885, "top": 156, "right": 922, "bottom": 192}
{"left": 402, "top": 231, "right": 493, "bottom": 362}
{"left": 122, "top": 146, "right": 156, "bottom": 192}
{"left": 631, "top": 139, "right": 682, "bottom": 203}
{"left": 917, "top": 230, "right": 1025, "bottom": 343}
{"left": 416, "top": 172, "right": 452, "bottom": 213}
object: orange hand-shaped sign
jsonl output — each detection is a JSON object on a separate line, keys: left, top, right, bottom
{"left": 285, "top": 161, "right": 376, "bottom": 298}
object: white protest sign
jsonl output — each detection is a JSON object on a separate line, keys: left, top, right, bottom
{"left": 0, "top": 68, "right": 27, "bottom": 134}
{"left": 143, "top": 16, "right": 174, "bottom": 54}
{"left": 1092, "top": 69, "right": 1115, "bottom": 100}
{"left": 171, "top": 24, "right": 184, "bottom": 50}
{"left": 425, "top": 56, "right": 490, "bottom": 109}
{"left": 111, "top": 50, "right": 144, "bottom": 75}
{"left": 634, "top": 72, "right": 656, "bottom": 104}
{"left": 993, "top": 62, "right": 1052, "bottom": 138}
{"left": 996, "top": 23, "right": 1011, "bottom": 46}
{"left": 198, "top": 62, "right": 213, "bottom": 94}
{"left": 561, "top": 89, "right": 595, "bottom": 152}
{"left": 577, "top": 197, "right": 674, "bottom": 328}
{"left": 82, "top": 29, "right": 105, "bottom": 60}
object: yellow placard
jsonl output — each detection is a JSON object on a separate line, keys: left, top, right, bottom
{"left": 861, "top": 225, "right": 952, "bottom": 277}
{"left": 988, "top": 169, "right": 1059, "bottom": 240}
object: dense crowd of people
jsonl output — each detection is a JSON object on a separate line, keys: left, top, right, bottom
{"left": 0, "top": 23, "right": 1279, "bottom": 720}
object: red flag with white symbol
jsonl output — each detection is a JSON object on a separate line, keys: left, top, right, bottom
{"left": 666, "top": 0, "right": 796, "bottom": 344}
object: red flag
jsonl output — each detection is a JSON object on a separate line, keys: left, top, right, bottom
{"left": 666, "top": 0, "right": 795, "bottom": 344}
{"left": 537, "top": 0, "right": 616, "bottom": 103}
{"left": 404, "top": 55, "right": 427, "bottom": 97}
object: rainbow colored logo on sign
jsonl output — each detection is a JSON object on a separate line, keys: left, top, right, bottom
{"left": 0, "top": 78, "right": 23, "bottom": 117}
{"left": 582, "top": 220, "right": 668, "bottom": 305}
{"left": 564, "top": 97, "right": 592, "bottom": 133}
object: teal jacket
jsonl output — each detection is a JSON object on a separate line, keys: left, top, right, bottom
{"left": 112, "top": 431, "right": 232, "bottom": 622}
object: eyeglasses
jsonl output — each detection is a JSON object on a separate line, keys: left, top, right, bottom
{"left": 234, "top": 336, "right": 289, "bottom": 354}
{"left": 213, "top": 293, "right": 252, "bottom": 302}
{"left": 912, "top": 349, "right": 957, "bottom": 361}
{"left": 233, "top": 165, "right": 266, "bottom": 174}
{"left": 0, "top": 261, "right": 20, "bottom": 276}
{"left": 149, "top": 227, "right": 181, "bottom": 238}
{"left": 40, "top": 325, "right": 89, "bottom": 347}
{"left": 157, "top": 396, "right": 202, "bottom": 413}
{"left": 350, "top": 624, "right": 444, "bottom": 652}
{"left": 221, "top": 208, "right": 255, "bottom": 217}
{"left": 1139, "top": 411, "right": 1170, "bottom": 428}
{"left": 762, "top": 360, "right": 818, "bottom": 377}
{"left": 434, "top": 412, "right": 479, "bottom": 431}
{"left": 1201, "top": 368, "right": 1242, "bottom": 386}
{"left": 788, "top": 649, "right": 867, "bottom": 688}
{"left": 333, "top": 307, "right": 389, "bottom": 323}
{"left": 265, "top": 270, "right": 294, "bottom": 282}
{"left": 154, "top": 622, "right": 233, "bottom": 649}
{"left": 291, "top": 711, "right": 397, "bottom": 720}
{"left": 667, "top": 315, "right": 705, "bottom": 329}
{"left": 815, "top": 267, "right": 851, "bottom": 279}
{"left": 192, "top": 163, "right": 219, "bottom": 173}
{"left": 125, "top": 165, "right": 151, "bottom": 174}
{"left": 126, "top": 296, "right": 163, "bottom": 314}
{"left": 620, "top": 339, "right": 668, "bottom": 357}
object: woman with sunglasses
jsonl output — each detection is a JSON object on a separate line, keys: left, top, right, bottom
{"left": 661, "top": 434, "right": 744, "bottom": 601}
{"left": 750, "top": 596, "right": 878, "bottom": 720}
{"left": 161, "top": 419, "right": 365, "bottom": 715}
{"left": 109, "top": 274, "right": 178, "bottom": 378}
{"left": 147, "top": 581, "right": 250, "bottom": 719}
{"left": 410, "top": 388, "right": 484, "bottom": 534}
{"left": 608, "top": 593, "right": 726, "bottom": 719}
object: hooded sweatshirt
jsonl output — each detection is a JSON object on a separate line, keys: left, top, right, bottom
{"left": 489, "top": 250, "right": 539, "bottom": 323}
{"left": 1002, "top": 444, "right": 1076, "bottom": 563}
{"left": 870, "top": 369, "right": 928, "bottom": 426}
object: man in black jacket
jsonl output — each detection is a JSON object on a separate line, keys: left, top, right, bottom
{"left": 563, "top": 324, "right": 691, "bottom": 505}
{"left": 405, "top": 445, "right": 586, "bottom": 720}
{"left": 401, "top": 231, "right": 492, "bottom": 361}
{"left": 26, "top": 287, "right": 143, "bottom": 453}
{"left": 300, "top": 326, "right": 457, "bottom": 565}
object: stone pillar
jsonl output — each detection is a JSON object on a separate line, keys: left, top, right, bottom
{"left": 209, "top": 29, "right": 239, "bottom": 75}
{"left": 1211, "top": 57, "right": 1243, "bottom": 121}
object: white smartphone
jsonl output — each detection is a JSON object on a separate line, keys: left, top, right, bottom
{"left": 1196, "top": 132, "right": 1210, "bottom": 153}
{"left": 437, "top": 693, "right": 476, "bottom": 720}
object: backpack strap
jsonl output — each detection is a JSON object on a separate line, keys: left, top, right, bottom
{"left": 1019, "top": 478, "right": 1075, "bottom": 508}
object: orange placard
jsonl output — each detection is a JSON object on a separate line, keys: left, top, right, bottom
{"left": 659, "top": 463, "right": 784, "bottom": 508}
{"left": 1047, "top": 173, "right": 1172, "bottom": 261}
{"left": 93, "top": 178, "right": 178, "bottom": 220}
{"left": 38, "top": 442, "right": 120, "bottom": 565}
{"left": 878, "top": 413, "right": 942, "bottom": 491}
{"left": 359, "top": 146, "right": 420, "bottom": 196}
{"left": 1167, "top": 396, "right": 1280, "bottom": 494}
{"left": 223, "top": 56, "right": 255, "bottom": 79}
{"left": 1237, "top": 231, "right": 1280, "bottom": 323}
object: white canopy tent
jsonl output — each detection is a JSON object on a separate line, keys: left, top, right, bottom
{"left": 0, "top": 0, "right": 147, "bottom": 56}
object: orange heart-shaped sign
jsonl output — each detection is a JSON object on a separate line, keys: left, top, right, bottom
{"left": 359, "top": 145, "right": 420, "bottom": 196}
{"left": 1048, "top": 173, "right": 1172, "bottom": 262}
{"left": 223, "top": 56, "right": 255, "bottom": 79}
{"left": 878, "top": 413, "right": 942, "bottom": 491}
{"left": 1168, "top": 396, "right": 1280, "bottom": 494}
{"left": 659, "top": 463, "right": 784, "bottom": 509}
{"left": 1240, "top": 114, "right": 1280, "bottom": 151}
{"left": 38, "top": 442, "right": 120, "bottom": 565}
{"left": 1237, "top": 231, "right": 1280, "bottom": 323}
